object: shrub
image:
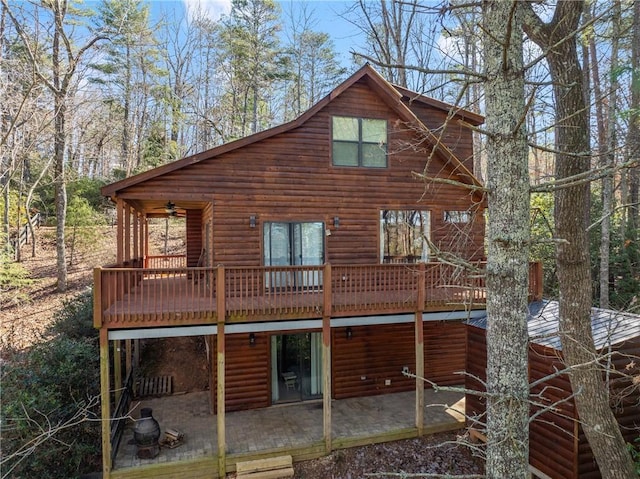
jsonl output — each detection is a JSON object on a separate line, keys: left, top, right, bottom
{"left": 1, "top": 293, "right": 100, "bottom": 479}
{"left": 0, "top": 252, "right": 33, "bottom": 308}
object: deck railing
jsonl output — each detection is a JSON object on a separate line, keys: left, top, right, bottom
{"left": 94, "top": 262, "right": 540, "bottom": 329}
{"left": 144, "top": 255, "right": 187, "bottom": 269}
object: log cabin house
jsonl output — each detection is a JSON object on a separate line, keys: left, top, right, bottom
{"left": 95, "top": 64, "right": 543, "bottom": 478}
{"left": 466, "top": 301, "right": 640, "bottom": 479}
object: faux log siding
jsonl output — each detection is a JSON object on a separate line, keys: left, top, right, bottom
{"left": 467, "top": 327, "right": 640, "bottom": 479}
{"left": 209, "top": 332, "right": 270, "bottom": 412}
{"left": 186, "top": 210, "right": 203, "bottom": 267}
{"left": 577, "top": 338, "right": 640, "bottom": 479}
{"left": 467, "top": 328, "right": 579, "bottom": 478}
{"left": 399, "top": 98, "right": 475, "bottom": 174}
{"left": 423, "top": 321, "right": 466, "bottom": 385}
{"left": 464, "top": 325, "right": 487, "bottom": 426}
{"left": 225, "top": 333, "right": 270, "bottom": 411}
{"left": 332, "top": 323, "right": 415, "bottom": 399}
{"left": 528, "top": 343, "right": 577, "bottom": 479}
{"left": 118, "top": 78, "right": 484, "bottom": 267}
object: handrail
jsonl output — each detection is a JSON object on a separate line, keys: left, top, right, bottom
{"left": 110, "top": 371, "right": 134, "bottom": 463}
{"left": 145, "top": 255, "right": 187, "bottom": 269}
{"left": 94, "top": 262, "right": 541, "bottom": 329}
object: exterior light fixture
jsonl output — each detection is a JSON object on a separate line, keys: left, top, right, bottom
{"left": 333, "top": 216, "right": 340, "bottom": 228}
{"left": 250, "top": 215, "right": 256, "bottom": 228}
{"left": 249, "top": 333, "right": 256, "bottom": 346}
{"left": 346, "top": 327, "right": 352, "bottom": 340}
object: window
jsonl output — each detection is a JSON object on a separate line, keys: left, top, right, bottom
{"left": 380, "top": 210, "right": 431, "bottom": 263}
{"left": 332, "top": 116, "right": 387, "bottom": 167}
{"left": 444, "top": 210, "right": 471, "bottom": 224}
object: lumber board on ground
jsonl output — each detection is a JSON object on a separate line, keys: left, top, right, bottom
{"left": 235, "top": 455, "right": 293, "bottom": 479}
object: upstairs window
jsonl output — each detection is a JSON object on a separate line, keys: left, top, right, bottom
{"left": 332, "top": 116, "right": 387, "bottom": 168}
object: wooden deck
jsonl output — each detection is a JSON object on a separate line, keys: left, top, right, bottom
{"left": 95, "top": 262, "right": 542, "bottom": 329}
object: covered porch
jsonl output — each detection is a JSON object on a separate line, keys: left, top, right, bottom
{"left": 111, "top": 388, "right": 465, "bottom": 478}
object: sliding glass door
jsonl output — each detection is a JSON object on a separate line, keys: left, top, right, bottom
{"left": 271, "top": 332, "right": 323, "bottom": 403}
{"left": 263, "top": 222, "right": 324, "bottom": 288}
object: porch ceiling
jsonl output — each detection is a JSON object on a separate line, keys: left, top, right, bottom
{"left": 122, "top": 199, "right": 209, "bottom": 217}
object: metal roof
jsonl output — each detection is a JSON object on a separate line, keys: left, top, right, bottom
{"left": 469, "top": 300, "right": 640, "bottom": 350}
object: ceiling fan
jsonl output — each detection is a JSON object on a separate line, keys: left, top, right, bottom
{"left": 149, "top": 201, "right": 185, "bottom": 217}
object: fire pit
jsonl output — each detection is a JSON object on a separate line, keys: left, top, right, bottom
{"left": 134, "top": 408, "right": 161, "bottom": 459}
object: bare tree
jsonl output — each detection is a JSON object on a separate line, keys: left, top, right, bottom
{"left": 522, "top": 2, "right": 637, "bottom": 476}
{"left": 2, "top": 0, "right": 106, "bottom": 291}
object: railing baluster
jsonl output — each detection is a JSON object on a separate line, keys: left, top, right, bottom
{"left": 96, "top": 261, "right": 523, "bottom": 329}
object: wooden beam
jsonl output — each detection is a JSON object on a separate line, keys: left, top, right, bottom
{"left": 209, "top": 335, "right": 216, "bottom": 415}
{"left": 217, "top": 266, "right": 226, "bottom": 477}
{"left": 415, "top": 262, "right": 426, "bottom": 435}
{"left": 322, "top": 263, "right": 332, "bottom": 453}
{"left": 93, "top": 268, "right": 102, "bottom": 328}
{"left": 133, "top": 211, "right": 139, "bottom": 260}
{"left": 143, "top": 217, "right": 149, "bottom": 261}
{"left": 415, "top": 311, "right": 424, "bottom": 435}
{"left": 124, "top": 205, "right": 131, "bottom": 262}
{"left": 100, "top": 328, "right": 111, "bottom": 478}
{"left": 116, "top": 199, "right": 124, "bottom": 264}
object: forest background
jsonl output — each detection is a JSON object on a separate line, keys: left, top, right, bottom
{"left": 2, "top": 0, "right": 640, "bottom": 478}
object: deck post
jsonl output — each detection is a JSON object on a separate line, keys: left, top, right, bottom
{"left": 133, "top": 210, "right": 139, "bottom": 260}
{"left": 124, "top": 205, "right": 131, "bottom": 263}
{"left": 216, "top": 266, "right": 226, "bottom": 477}
{"left": 93, "top": 268, "right": 102, "bottom": 328}
{"left": 100, "top": 328, "right": 111, "bottom": 478}
{"left": 143, "top": 217, "right": 149, "bottom": 262}
{"left": 322, "top": 263, "right": 332, "bottom": 453}
{"left": 116, "top": 199, "right": 124, "bottom": 265}
{"left": 415, "top": 263, "right": 426, "bottom": 435}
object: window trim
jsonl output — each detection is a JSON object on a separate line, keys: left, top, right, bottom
{"left": 331, "top": 116, "right": 388, "bottom": 168}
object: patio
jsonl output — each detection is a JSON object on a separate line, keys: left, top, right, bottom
{"left": 113, "top": 388, "right": 466, "bottom": 472}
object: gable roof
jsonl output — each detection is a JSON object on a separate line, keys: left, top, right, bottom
{"left": 102, "top": 64, "right": 484, "bottom": 198}
{"left": 470, "top": 300, "right": 640, "bottom": 350}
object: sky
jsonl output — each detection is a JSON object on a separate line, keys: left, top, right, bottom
{"left": 174, "top": 0, "right": 367, "bottom": 66}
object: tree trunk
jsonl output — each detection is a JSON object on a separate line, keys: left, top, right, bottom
{"left": 523, "top": 2, "right": 636, "bottom": 477}
{"left": 482, "top": 2, "right": 530, "bottom": 477}
{"left": 53, "top": 5, "right": 67, "bottom": 292}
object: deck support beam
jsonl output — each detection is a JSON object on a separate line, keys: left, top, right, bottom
{"left": 415, "top": 311, "right": 424, "bottom": 435}
{"left": 415, "top": 262, "right": 426, "bottom": 435}
{"left": 217, "top": 266, "right": 226, "bottom": 477}
{"left": 100, "top": 328, "right": 111, "bottom": 478}
{"left": 322, "top": 263, "right": 332, "bottom": 453}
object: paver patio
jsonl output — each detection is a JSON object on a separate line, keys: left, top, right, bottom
{"left": 113, "top": 388, "right": 465, "bottom": 470}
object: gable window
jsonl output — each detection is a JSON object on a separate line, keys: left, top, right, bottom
{"left": 332, "top": 116, "right": 387, "bottom": 168}
{"left": 380, "top": 210, "right": 431, "bottom": 263}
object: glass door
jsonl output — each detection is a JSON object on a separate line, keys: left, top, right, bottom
{"left": 264, "top": 222, "right": 324, "bottom": 288}
{"left": 271, "top": 332, "right": 323, "bottom": 404}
